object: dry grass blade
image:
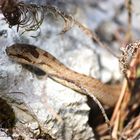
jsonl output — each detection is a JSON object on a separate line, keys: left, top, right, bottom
{"left": 111, "top": 41, "right": 140, "bottom": 139}
{"left": 120, "top": 115, "right": 140, "bottom": 139}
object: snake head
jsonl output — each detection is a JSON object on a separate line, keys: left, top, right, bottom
{"left": 6, "top": 43, "right": 39, "bottom": 64}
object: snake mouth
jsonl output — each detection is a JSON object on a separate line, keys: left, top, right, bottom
{"left": 6, "top": 45, "right": 18, "bottom": 56}
{"left": 6, "top": 47, "right": 18, "bottom": 58}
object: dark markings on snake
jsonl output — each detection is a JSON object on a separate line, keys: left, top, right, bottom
{"left": 43, "top": 52, "right": 49, "bottom": 58}
{"left": 12, "top": 54, "right": 32, "bottom": 63}
{"left": 21, "top": 44, "right": 40, "bottom": 58}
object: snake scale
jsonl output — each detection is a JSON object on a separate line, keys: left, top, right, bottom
{"left": 6, "top": 43, "right": 120, "bottom": 107}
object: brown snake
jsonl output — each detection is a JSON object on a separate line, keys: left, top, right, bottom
{"left": 6, "top": 43, "right": 120, "bottom": 107}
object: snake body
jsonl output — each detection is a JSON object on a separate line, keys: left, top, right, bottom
{"left": 6, "top": 43, "right": 120, "bottom": 107}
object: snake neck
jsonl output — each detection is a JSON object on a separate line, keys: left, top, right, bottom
{"left": 35, "top": 54, "right": 120, "bottom": 106}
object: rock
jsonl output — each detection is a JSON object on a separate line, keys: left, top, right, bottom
{"left": 96, "top": 21, "right": 118, "bottom": 43}
{"left": 0, "top": 130, "right": 12, "bottom": 140}
{"left": 98, "top": 48, "right": 121, "bottom": 83}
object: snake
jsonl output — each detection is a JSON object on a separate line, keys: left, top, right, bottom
{"left": 6, "top": 43, "right": 121, "bottom": 107}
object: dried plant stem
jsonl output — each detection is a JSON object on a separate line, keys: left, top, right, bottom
{"left": 119, "top": 41, "right": 140, "bottom": 77}
{"left": 74, "top": 20, "right": 119, "bottom": 58}
{"left": 111, "top": 47, "right": 140, "bottom": 138}
{"left": 45, "top": 5, "right": 118, "bottom": 58}
{"left": 125, "top": 0, "right": 132, "bottom": 42}
{"left": 120, "top": 115, "right": 140, "bottom": 139}
{"left": 111, "top": 78, "right": 128, "bottom": 124}
{"left": 112, "top": 110, "right": 120, "bottom": 139}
